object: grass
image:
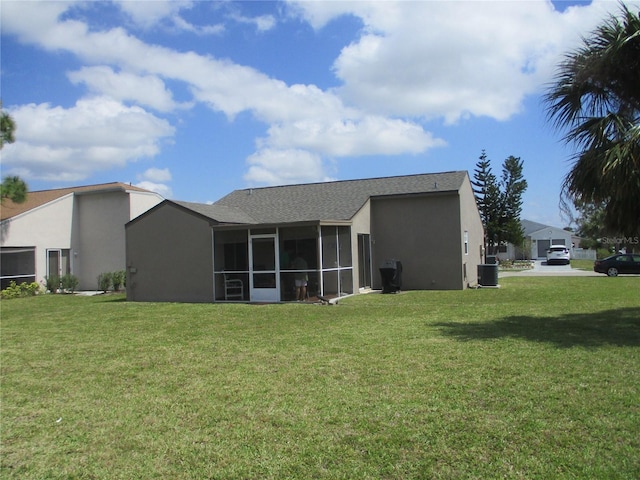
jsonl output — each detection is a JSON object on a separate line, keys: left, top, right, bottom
{"left": 1, "top": 277, "right": 639, "bottom": 479}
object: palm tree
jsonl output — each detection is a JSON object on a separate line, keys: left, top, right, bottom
{"left": 545, "top": 3, "right": 640, "bottom": 236}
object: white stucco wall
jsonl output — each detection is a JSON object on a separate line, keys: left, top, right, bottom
{"left": 0, "top": 195, "right": 75, "bottom": 287}
{"left": 129, "top": 190, "right": 164, "bottom": 220}
{"left": 350, "top": 199, "right": 372, "bottom": 291}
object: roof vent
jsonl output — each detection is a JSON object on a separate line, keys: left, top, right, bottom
{"left": 434, "top": 182, "right": 438, "bottom": 189}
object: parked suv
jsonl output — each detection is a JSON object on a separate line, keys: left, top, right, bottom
{"left": 546, "top": 245, "right": 570, "bottom": 265}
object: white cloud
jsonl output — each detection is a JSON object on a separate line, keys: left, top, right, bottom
{"left": 1, "top": 1, "right": 444, "bottom": 187}
{"left": 289, "top": 0, "right": 620, "bottom": 123}
{"left": 229, "top": 12, "right": 277, "bottom": 32}
{"left": 2, "top": 98, "right": 174, "bottom": 182}
{"left": 263, "top": 116, "right": 445, "bottom": 157}
{"left": 139, "top": 167, "right": 172, "bottom": 183}
{"left": 67, "top": 66, "right": 189, "bottom": 112}
{"left": 135, "top": 168, "right": 173, "bottom": 198}
{"left": 114, "top": 0, "right": 193, "bottom": 29}
{"left": 135, "top": 180, "right": 173, "bottom": 198}
{"left": 113, "top": 0, "right": 224, "bottom": 35}
{"left": 2, "top": 0, "right": 634, "bottom": 189}
{"left": 172, "top": 15, "right": 225, "bottom": 36}
{"left": 244, "top": 149, "right": 334, "bottom": 186}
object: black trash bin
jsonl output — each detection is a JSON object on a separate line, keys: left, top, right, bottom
{"left": 380, "top": 259, "right": 402, "bottom": 293}
{"left": 485, "top": 255, "right": 498, "bottom": 265}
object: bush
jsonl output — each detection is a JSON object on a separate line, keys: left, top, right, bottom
{"left": 61, "top": 274, "right": 79, "bottom": 293}
{"left": 1, "top": 281, "right": 41, "bottom": 299}
{"left": 112, "top": 270, "right": 125, "bottom": 291}
{"left": 597, "top": 247, "right": 613, "bottom": 259}
{"left": 45, "top": 275, "right": 61, "bottom": 293}
{"left": 97, "top": 272, "right": 113, "bottom": 293}
{"left": 498, "top": 259, "right": 534, "bottom": 270}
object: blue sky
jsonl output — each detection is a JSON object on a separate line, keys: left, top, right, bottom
{"left": 2, "top": 0, "right": 636, "bottom": 226}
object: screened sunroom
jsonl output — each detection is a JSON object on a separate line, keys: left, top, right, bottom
{"left": 213, "top": 225, "right": 355, "bottom": 302}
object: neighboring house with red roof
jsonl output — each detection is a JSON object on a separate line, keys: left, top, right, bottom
{"left": 1, "top": 182, "right": 163, "bottom": 290}
{"left": 126, "top": 171, "right": 484, "bottom": 303}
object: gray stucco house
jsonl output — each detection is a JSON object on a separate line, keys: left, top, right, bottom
{"left": 497, "top": 219, "right": 576, "bottom": 261}
{"left": 125, "top": 170, "right": 484, "bottom": 303}
{"left": 1, "top": 182, "right": 163, "bottom": 290}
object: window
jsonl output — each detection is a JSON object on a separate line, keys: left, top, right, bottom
{"left": 464, "top": 231, "right": 469, "bottom": 255}
{"left": 358, "top": 234, "right": 372, "bottom": 288}
{"left": 1, "top": 247, "right": 36, "bottom": 289}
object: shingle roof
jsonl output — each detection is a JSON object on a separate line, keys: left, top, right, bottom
{"left": 210, "top": 171, "right": 468, "bottom": 224}
{"left": 172, "top": 201, "right": 258, "bottom": 224}
{"left": 1, "top": 182, "right": 156, "bottom": 221}
{"left": 521, "top": 219, "right": 557, "bottom": 236}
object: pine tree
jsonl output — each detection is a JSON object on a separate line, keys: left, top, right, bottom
{"left": 0, "top": 101, "right": 16, "bottom": 149}
{"left": 472, "top": 151, "right": 500, "bottom": 253}
{"left": 497, "top": 156, "right": 527, "bottom": 248}
{"left": 1, "top": 102, "right": 28, "bottom": 204}
{"left": 472, "top": 151, "right": 528, "bottom": 254}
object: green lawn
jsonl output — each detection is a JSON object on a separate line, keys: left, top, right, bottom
{"left": 2, "top": 277, "right": 639, "bottom": 479}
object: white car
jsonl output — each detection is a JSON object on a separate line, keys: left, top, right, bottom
{"left": 546, "top": 245, "right": 571, "bottom": 265}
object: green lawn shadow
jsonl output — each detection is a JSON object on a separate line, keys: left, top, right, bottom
{"left": 435, "top": 307, "right": 640, "bottom": 348}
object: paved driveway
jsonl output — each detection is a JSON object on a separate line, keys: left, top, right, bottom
{"left": 499, "top": 260, "right": 599, "bottom": 277}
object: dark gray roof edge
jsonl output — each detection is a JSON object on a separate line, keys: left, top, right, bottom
{"left": 129, "top": 171, "right": 470, "bottom": 228}
{"left": 229, "top": 170, "right": 467, "bottom": 195}
{"left": 212, "top": 170, "right": 469, "bottom": 224}
{"left": 172, "top": 200, "right": 258, "bottom": 224}
{"left": 126, "top": 199, "right": 257, "bottom": 228}
{"left": 521, "top": 219, "right": 562, "bottom": 235}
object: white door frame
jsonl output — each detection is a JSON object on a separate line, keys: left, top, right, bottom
{"left": 249, "top": 233, "right": 280, "bottom": 302}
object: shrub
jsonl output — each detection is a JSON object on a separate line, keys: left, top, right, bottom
{"left": 1, "top": 281, "right": 41, "bottom": 299}
{"left": 597, "top": 247, "right": 613, "bottom": 259}
{"left": 497, "top": 259, "right": 534, "bottom": 271}
{"left": 45, "top": 275, "right": 60, "bottom": 293}
{"left": 112, "top": 270, "right": 125, "bottom": 291}
{"left": 61, "top": 274, "right": 79, "bottom": 293}
{"left": 97, "top": 272, "right": 112, "bottom": 293}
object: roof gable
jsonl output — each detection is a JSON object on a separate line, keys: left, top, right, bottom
{"left": 172, "top": 201, "right": 258, "bottom": 224}
{"left": 521, "top": 219, "right": 569, "bottom": 236}
{"left": 1, "top": 182, "right": 156, "bottom": 221}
